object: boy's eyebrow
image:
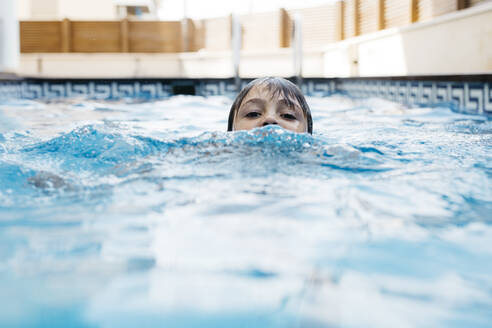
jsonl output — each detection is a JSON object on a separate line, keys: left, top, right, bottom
{"left": 240, "top": 98, "right": 266, "bottom": 109}
{"left": 276, "top": 98, "right": 302, "bottom": 111}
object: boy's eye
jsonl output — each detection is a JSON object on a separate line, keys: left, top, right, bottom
{"left": 245, "top": 112, "right": 261, "bottom": 118}
{"left": 281, "top": 113, "right": 296, "bottom": 120}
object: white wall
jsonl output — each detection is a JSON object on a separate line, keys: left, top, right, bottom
{"left": 396, "top": 5, "right": 492, "bottom": 75}
{"left": 357, "top": 32, "right": 409, "bottom": 76}
{"left": 17, "top": 0, "right": 31, "bottom": 20}
{"left": 30, "top": 0, "right": 59, "bottom": 19}
{"left": 17, "top": 0, "right": 116, "bottom": 20}
{"left": 0, "top": 0, "right": 19, "bottom": 73}
{"left": 58, "top": 0, "right": 116, "bottom": 20}
{"left": 323, "top": 44, "right": 357, "bottom": 77}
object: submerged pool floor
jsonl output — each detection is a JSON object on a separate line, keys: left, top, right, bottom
{"left": 0, "top": 95, "right": 491, "bottom": 328}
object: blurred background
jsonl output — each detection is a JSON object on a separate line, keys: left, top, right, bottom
{"left": 0, "top": 0, "right": 491, "bottom": 78}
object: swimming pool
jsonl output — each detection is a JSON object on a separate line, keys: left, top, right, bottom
{"left": 0, "top": 90, "right": 491, "bottom": 327}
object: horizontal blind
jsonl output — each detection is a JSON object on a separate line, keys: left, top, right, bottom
{"left": 241, "top": 11, "right": 282, "bottom": 51}
{"left": 385, "top": 0, "right": 412, "bottom": 28}
{"left": 190, "top": 20, "right": 205, "bottom": 51}
{"left": 20, "top": 21, "right": 62, "bottom": 53}
{"left": 129, "top": 21, "right": 182, "bottom": 53}
{"left": 359, "top": 0, "right": 379, "bottom": 35}
{"left": 417, "top": 0, "right": 458, "bottom": 22}
{"left": 343, "top": 0, "right": 358, "bottom": 38}
{"left": 71, "top": 22, "right": 121, "bottom": 52}
{"left": 203, "top": 17, "right": 231, "bottom": 51}
{"left": 289, "top": 3, "right": 342, "bottom": 48}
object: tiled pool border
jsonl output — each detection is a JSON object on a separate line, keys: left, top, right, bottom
{"left": 0, "top": 76, "right": 491, "bottom": 115}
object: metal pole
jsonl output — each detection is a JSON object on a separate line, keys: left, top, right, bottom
{"left": 231, "top": 14, "right": 241, "bottom": 91}
{"left": 181, "top": 0, "right": 188, "bottom": 52}
{"left": 0, "top": 0, "right": 19, "bottom": 73}
{"left": 292, "top": 14, "right": 303, "bottom": 86}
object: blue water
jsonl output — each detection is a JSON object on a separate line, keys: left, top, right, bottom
{"left": 0, "top": 95, "right": 491, "bottom": 328}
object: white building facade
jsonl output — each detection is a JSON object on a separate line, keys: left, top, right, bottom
{"left": 17, "top": 0, "right": 159, "bottom": 20}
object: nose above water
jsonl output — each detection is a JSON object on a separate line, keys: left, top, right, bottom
{"left": 262, "top": 120, "right": 278, "bottom": 127}
{"left": 262, "top": 113, "right": 278, "bottom": 127}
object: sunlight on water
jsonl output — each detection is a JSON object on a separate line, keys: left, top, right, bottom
{"left": 0, "top": 95, "right": 491, "bottom": 328}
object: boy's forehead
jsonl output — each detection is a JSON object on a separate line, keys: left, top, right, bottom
{"left": 243, "top": 84, "right": 298, "bottom": 105}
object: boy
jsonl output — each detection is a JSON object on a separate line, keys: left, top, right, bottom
{"left": 227, "top": 77, "right": 313, "bottom": 134}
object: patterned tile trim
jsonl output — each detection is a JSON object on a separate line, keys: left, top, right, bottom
{"left": 1, "top": 78, "right": 490, "bottom": 115}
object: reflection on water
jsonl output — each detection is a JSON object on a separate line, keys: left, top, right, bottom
{"left": 0, "top": 95, "right": 491, "bottom": 328}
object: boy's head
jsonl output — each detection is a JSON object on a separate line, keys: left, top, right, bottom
{"left": 227, "top": 77, "right": 312, "bottom": 134}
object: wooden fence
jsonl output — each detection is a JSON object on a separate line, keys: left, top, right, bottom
{"left": 20, "top": 19, "right": 185, "bottom": 53}
{"left": 241, "top": 9, "right": 290, "bottom": 50}
{"left": 340, "top": 0, "right": 467, "bottom": 38}
{"left": 192, "top": 16, "right": 231, "bottom": 51}
{"left": 288, "top": 3, "right": 344, "bottom": 48}
{"left": 20, "top": 0, "right": 487, "bottom": 53}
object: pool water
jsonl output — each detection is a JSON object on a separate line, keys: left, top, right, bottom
{"left": 0, "top": 95, "right": 491, "bottom": 328}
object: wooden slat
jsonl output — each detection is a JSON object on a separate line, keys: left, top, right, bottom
{"left": 417, "top": 0, "right": 458, "bottom": 22}
{"left": 289, "top": 3, "right": 343, "bottom": 48}
{"left": 202, "top": 17, "right": 231, "bottom": 51}
{"left": 181, "top": 18, "right": 195, "bottom": 52}
{"left": 359, "top": 0, "right": 380, "bottom": 35}
{"left": 384, "top": 0, "right": 413, "bottom": 28}
{"left": 71, "top": 21, "right": 121, "bottom": 52}
{"left": 378, "top": 0, "right": 385, "bottom": 30}
{"left": 191, "top": 20, "right": 205, "bottom": 51}
{"left": 129, "top": 21, "right": 181, "bottom": 53}
{"left": 121, "top": 19, "right": 129, "bottom": 52}
{"left": 20, "top": 21, "right": 62, "bottom": 53}
{"left": 61, "top": 19, "right": 71, "bottom": 52}
{"left": 241, "top": 10, "right": 283, "bottom": 51}
{"left": 411, "top": 0, "right": 418, "bottom": 22}
{"left": 343, "top": 0, "right": 359, "bottom": 38}
{"left": 280, "top": 8, "right": 291, "bottom": 48}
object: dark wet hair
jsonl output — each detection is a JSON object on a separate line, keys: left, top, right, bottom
{"left": 227, "top": 77, "right": 313, "bottom": 134}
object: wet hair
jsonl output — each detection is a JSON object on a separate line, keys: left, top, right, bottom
{"left": 227, "top": 77, "right": 313, "bottom": 134}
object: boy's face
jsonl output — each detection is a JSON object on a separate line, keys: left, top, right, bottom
{"left": 233, "top": 85, "right": 308, "bottom": 133}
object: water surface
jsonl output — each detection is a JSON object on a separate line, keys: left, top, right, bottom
{"left": 0, "top": 95, "right": 491, "bottom": 328}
